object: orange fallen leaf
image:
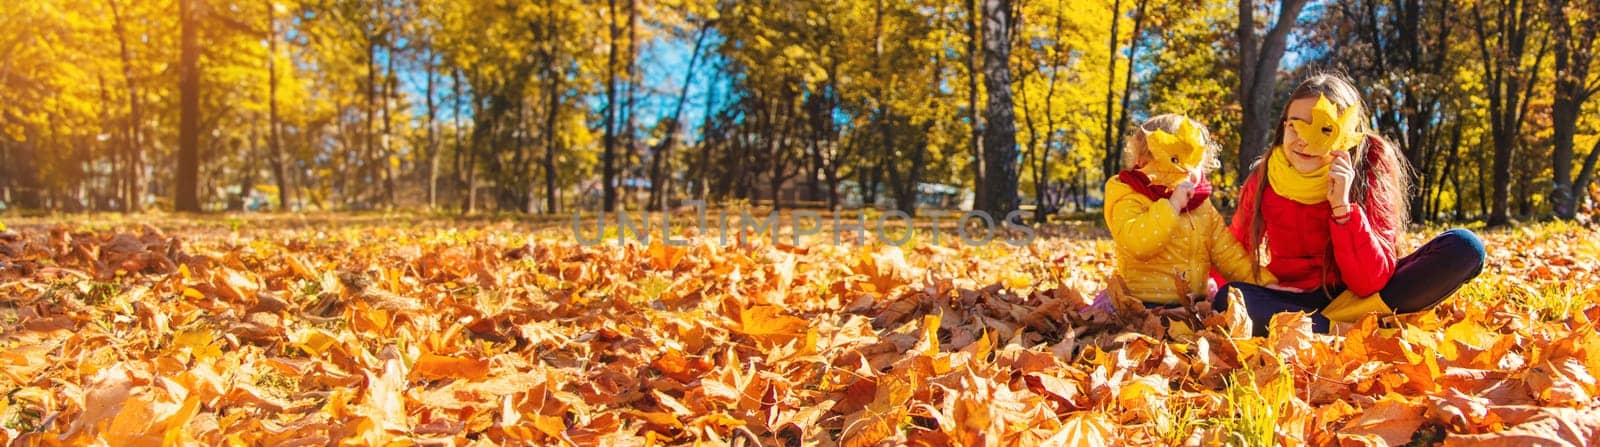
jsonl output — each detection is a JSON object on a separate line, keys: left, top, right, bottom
{"left": 1337, "top": 393, "right": 1426, "bottom": 446}
{"left": 411, "top": 353, "right": 491, "bottom": 381}
{"left": 1442, "top": 406, "right": 1600, "bottom": 447}
{"left": 736, "top": 305, "right": 809, "bottom": 346}
{"left": 1045, "top": 411, "right": 1116, "bottom": 446}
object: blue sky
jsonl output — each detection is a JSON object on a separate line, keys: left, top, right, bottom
{"left": 393, "top": 24, "right": 719, "bottom": 146}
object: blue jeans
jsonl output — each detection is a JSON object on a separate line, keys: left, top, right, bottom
{"left": 1214, "top": 228, "right": 1486, "bottom": 336}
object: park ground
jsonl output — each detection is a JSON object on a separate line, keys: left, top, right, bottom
{"left": 0, "top": 213, "right": 1597, "bottom": 445}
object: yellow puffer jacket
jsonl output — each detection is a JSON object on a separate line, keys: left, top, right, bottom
{"left": 1104, "top": 177, "right": 1274, "bottom": 305}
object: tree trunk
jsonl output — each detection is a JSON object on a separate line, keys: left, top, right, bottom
{"left": 1, "top": 142, "right": 7, "bottom": 206}
{"left": 175, "top": 0, "right": 202, "bottom": 212}
{"left": 1111, "top": 0, "right": 1149, "bottom": 175}
{"left": 510, "top": 99, "right": 530, "bottom": 212}
{"left": 602, "top": 0, "right": 620, "bottom": 212}
{"left": 451, "top": 69, "right": 466, "bottom": 212}
{"left": 694, "top": 68, "right": 719, "bottom": 202}
{"left": 381, "top": 22, "right": 397, "bottom": 209}
{"left": 623, "top": 0, "right": 639, "bottom": 210}
{"left": 266, "top": 0, "right": 290, "bottom": 211}
{"left": 1101, "top": 0, "right": 1123, "bottom": 181}
{"left": 899, "top": 58, "right": 941, "bottom": 218}
{"left": 863, "top": 155, "right": 881, "bottom": 207}
{"left": 424, "top": 48, "right": 439, "bottom": 210}
{"left": 1477, "top": 149, "right": 1490, "bottom": 219}
{"left": 1077, "top": 158, "right": 1088, "bottom": 211}
{"left": 235, "top": 122, "right": 260, "bottom": 211}
{"left": 872, "top": 0, "right": 921, "bottom": 215}
{"left": 1573, "top": 138, "right": 1600, "bottom": 210}
{"left": 1031, "top": 5, "right": 1069, "bottom": 223}
{"left": 768, "top": 94, "right": 803, "bottom": 212}
{"left": 1548, "top": 0, "right": 1597, "bottom": 219}
{"left": 967, "top": 0, "right": 987, "bottom": 211}
{"left": 824, "top": 137, "right": 844, "bottom": 211}
{"left": 95, "top": 74, "right": 115, "bottom": 211}
{"left": 819, "top": 79, "right": 846, "bottom": 211}
{"left": 110, "top": 0, "right": 145, "bottom": 212}
{"left": 1429, "top": 121, "right": 1464, "bottom": 220}
{"left": 1473, "top": 0, "right": 1550, "bottom": 226}
{"left": 542, "top": 10, "right": 563, "bottom": 215}
{"left": 364, "top": 15, "right": 379, "bottom": 209}
{"left": 1235, "top": 0, "right": 1309, "bottom": 184}
{"left": 979, "top": 0, "right": 1020, "bottom": 219}
{"left": 465, "top": 71, "right": 487, "bottom": 214}
{"left": 1022, "top": 80, "right": 1047, "bottom": 222}
{"left": 648, "top": 22, "right": 708, "bottom": 211}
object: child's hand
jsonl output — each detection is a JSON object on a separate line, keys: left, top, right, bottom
{"left": 1169, "top": 179, "right": 1196, "bottom": 213}
{"left": 1328, "top": 151, "right": 1354, "bottom": 208}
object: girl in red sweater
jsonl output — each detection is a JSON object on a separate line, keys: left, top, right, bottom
{"left": 1216, "top": 73, "right": 1485, "bottom": 336}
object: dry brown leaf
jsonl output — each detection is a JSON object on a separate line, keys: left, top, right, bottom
{"left": 1336, "top": 394, "right": 1426, "bottom": 446}
{"left": 1442, "top": 407, "right": 1600, "bottom": 447}
{"left": 1025, "top": 373, "right": 1084, "bottom": 411}
{"left": 59, "top": 363, "right": 135, "bottom": 441}
{"left": 1043, "top": 411, "right": 1116, "bottom": 447}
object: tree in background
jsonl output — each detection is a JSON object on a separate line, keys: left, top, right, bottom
{"left": 978, "top": 0, "right": 1020, "bottom": 219}
{"left": 175, "top": 0, "right": 202, "bottom": 212}
{"left": 1549, "top": 0, "right": 1600, "bottom": 219}
{"left": 1309, "top": 0, "right": 1473, "bottom": 221}
{"left": 1234, "top": 0, "right": 1308, "bottom": 184}
{"left": 1472, "top": 0, "right": 1551, "bottom": 226}
{"left": 1, "top": 0, "right": 1598, "bottom": 227}
{"left": 1100, "top": 0, "right": 1149, "bottom": 182}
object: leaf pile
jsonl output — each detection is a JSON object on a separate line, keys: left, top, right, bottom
{"left": 1, "top": 218, "right": 1598, "bottom": 446}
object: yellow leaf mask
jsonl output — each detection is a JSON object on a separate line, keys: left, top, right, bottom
{"left": 1290, "top": 94, "right": 1363, "bottom": 156}
{"left": 1142, "top": 119, "right": 1208, "bottom": 186}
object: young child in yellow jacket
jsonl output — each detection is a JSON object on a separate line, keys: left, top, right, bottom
{"left": 1104, "top": 114, "right": 1273, "bottom": 306}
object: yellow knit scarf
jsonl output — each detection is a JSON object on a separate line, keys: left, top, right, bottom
{"left": 1266, "top": 146, "right": 1330, "bottom": 205}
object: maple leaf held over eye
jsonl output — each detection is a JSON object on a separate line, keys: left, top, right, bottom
{"left": 1146, "top": 119, "right": 1208, "bottom": 174}
{"left": 1291, "top": 93, "right": 1364, "bottom": 156}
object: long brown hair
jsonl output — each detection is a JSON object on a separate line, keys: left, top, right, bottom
{"left": 1242, "top": 72, "right": 1414, "bottom": 279}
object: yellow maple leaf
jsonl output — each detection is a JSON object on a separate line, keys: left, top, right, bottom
{"left": 1290, "top": 93, "right": 1364, "bottom": 156}
{"left": 737, "top": 305, "right": 809, "bottom": 346}
{"left": 172, "top": 329, "right": 223, "bottom": 361}
{"left": 292, "top": 329, "right": 340, "bottom": 357}
{"left": 647, "top": 239, "right": 686, "bottom": 271}
{"left": 1117, "top": 374, "right": 1169, "bottom": 412}
{"left": 1145, "top": 118, "right": 1209, "bottom": 175}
